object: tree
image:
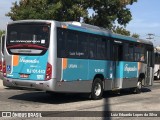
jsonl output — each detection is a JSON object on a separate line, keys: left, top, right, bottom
{"left": 112, "top": 26, "right": 130, "bottom": 36}
{"left": 85, "top": 0, "right": 137, "bottom": 29}
{"left": 6, "top": 0, "right": 88, "bottom": 22}
{"left": 0, "top": 30, "right": 5, "bottom": 38}
{"left": 6, "top": 0, "right": 137, "bottom": 30}
{"left": 132, "top": 33, "right": 140, "bottom": 38}
{"left": 112, "top": 26, "right": 140, "bottom": 38}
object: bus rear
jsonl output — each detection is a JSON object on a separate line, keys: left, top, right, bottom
{"left": 3, "top": 20, "right": 56, "bottom": 91}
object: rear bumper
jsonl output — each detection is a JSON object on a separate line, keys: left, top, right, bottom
{"left": 3, "top": 77, "right": 92, "bottom": 93}
{"left": 3, "top": 77, "right": 55, "bottom": 91}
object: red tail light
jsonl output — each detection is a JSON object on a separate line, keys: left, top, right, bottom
{"left": 0, "top": 61, "right": 2, "bottom": 72}
{"left": 45, "top": 62, "right": 52, "bottom": 80}
{"left": 3, "top": 60, "right": 6, "bottom": 77}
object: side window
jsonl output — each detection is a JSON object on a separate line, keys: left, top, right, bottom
{"left": 77, "top": 33, "right": 88, "bottom": 59}
{"left": 57, "top": 28, "right": 67, "bottom": 58}
{"left": 89, "top": 35, "right": 97, "bottom": 59}
{"left": 66, "top": 31, "right": 78, "bottom": 58}
{"left": 134, "top": 44, "right": 145, "bottom": 62}
{"left": 128, "top": 44, "right": 134, "bottom": 61}
{"left": 107, "top": 40, "right": 111, "bottom": 60}
{"left": 57, "top": 28, "right": 110, "bottom": 60}
{"left": 97, "top": 37, "right": 106, "bottom": 60}
{"left": 124, "top": 43, "right": 135, "bottom": 61}
{"left": 146, "top": 46, "right": 154, "bottom": 67}
{"left": 124, "top": 43, "right": 129, "bottom": 61}
{"left": 57, "top": 28, "right": 88, "bottom": 59}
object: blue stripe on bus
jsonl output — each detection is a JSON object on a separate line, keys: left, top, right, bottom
{"left": 68, "top": 25, "right": 136, "bottom": 42}
{"left": 62, "top": 59, "right": 138, "bottom": 81}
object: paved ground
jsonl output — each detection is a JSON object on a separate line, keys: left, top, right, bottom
{"left": 0, "top": 80, "right": 3, "bottom": 88}
{"left": 0, "top": 79, "right": 160, "bottom": 120}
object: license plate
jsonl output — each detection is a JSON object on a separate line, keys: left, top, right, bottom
{"left": 20, "top": 74, "right": 29, "bottom": 78}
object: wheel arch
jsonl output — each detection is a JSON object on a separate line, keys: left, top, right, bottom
{"left": 138, "top": 73, "right": 145, "bottom": 82}
{"left": 93, "top": 74, "right": 105, "bottom": 89}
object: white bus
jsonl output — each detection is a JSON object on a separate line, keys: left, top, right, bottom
{"left": 154, "top": 47, "right": 160, "bottom": 80}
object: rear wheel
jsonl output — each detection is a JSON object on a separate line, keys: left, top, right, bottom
{"left": 91, "top": 78, "right": 103, "bottom": 100}
{"left": 134, "top": 80, "right": 142, "bottom": 94}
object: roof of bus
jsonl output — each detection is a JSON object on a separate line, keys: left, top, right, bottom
{"left": 7, "top": 19, "right": 53, "bottom": 23}
{"left": 7, "top": 20, "right": 153, "bottom": 45}
{"left": 62, "top": 21, "right": 153, "bottom": 45}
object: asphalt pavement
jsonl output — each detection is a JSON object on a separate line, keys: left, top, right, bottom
{"left": 0, "top": 79, "right": 3, "bottom": 88}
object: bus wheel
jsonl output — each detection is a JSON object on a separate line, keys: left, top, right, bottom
{"left": 91, "top": 78, "right": 103, "bottom": 100}
{"left": 135, "top": 81, "right": 142, "bottom": 94}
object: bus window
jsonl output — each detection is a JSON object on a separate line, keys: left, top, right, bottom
{"left": 134, "top": 44, "right": 145, "bottom": 62}
{"left": 77, "top": 33, "right": 88, "bottom": 59}
{"left": 66, "top": 30, "right": 78, "bottom": 58}
{"left": 89, "top": 36, "right": 97, "bottom": 59}
{"left": 6, "top": 23, "right": 50, "bottom": 55}
{"left": 57, "top": 28, "right": 67, "bottom": 58}
{"left": 97, "top": 38, "right": 106, "bottom": 60}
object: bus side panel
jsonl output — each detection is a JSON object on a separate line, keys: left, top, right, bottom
{"left": 88, "top": 60, "right": 113, "bottom": 91}
{"left": 121, "top": 62, "right": 138, "bottom": 88}
{"left": 55, "top": 59, "right": 113, "bottom": 93}
{"left": 55, "top": 58, "right": 92, "bottom": 93}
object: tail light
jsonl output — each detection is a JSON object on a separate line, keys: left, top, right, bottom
{"left": 0, "top": 61, "right": 2, "bottom": 72}
{"left": 45, "top": 62, "right": 52, "bottom": 80}
{"left": 3, "top": 60, "right": 6, "bottom": 77}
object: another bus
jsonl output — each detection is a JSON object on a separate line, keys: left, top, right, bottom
{"left": 3, "top": 20, "right": 154, "bottom": 99}
{"left": 0, "top": 34, "right": 5, "bottom": 79}
{"left": 154, "top": 47, "right": 160, "bottom": 80}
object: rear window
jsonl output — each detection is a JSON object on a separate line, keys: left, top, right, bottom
{"left": 7, "top": 22, "right": 51, "bottom": 55}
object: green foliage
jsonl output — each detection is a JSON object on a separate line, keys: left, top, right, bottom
{"left": 112, "top": 26, "right": 140, "bottom": 38}
{"left": 85, "top": 0, "right": 137, "bottom": 29}
{"left": 112, "top": 26, "right": 130, "bottom": 36}
{"left": 6, "top": 0, "right": 88, "bottom": 21}
{"left": 0, "top": 30, "right": 5, "bottom": 38}
{"left": 6, "top": 0, "right": 138, "bottom": 31}
{"left": 132, "top": 33, "right": 140, "bottom": 38}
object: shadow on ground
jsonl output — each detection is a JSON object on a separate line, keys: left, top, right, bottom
{"left": 8, "top": 87, "right": 151, "bottom": 104}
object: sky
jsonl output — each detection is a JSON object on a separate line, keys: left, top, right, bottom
{"left": 0, "top": 0, "right": 160, "bottom": 46}
{"left": 126, "top": 0, "right": 160, "bottom": 46}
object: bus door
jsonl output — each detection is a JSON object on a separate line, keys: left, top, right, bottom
{"left": 144, "top": 50, "right": 153, "bottom": 86}
{"left": 112, "top": 42, "right": 123, "bottom": 89}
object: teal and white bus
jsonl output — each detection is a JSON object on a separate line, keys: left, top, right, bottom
{"left": 3, "top": 20, "right": 154, "bottom": 99}
{"left": 154, "top": 47, "right": 160, "bottom": 80}
{"left": 0, "top": 34, "right": 5, "bottom": 79}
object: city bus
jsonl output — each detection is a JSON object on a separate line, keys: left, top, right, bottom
{"left": 3, "top": 20, "right": 154, "bottom": 100}
{"left": 154, "top": 47, "right": 160, "bottom": 80}
{"left": 0, "top": 34, "right": 5, "bottom": 79}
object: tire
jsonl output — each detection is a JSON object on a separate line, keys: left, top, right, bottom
{"left": 91, "top": 78, "right": 103, "bottom": 100}
{"left": 154, "top": 76, "right": 158, "bottom": 80}
{"left": 134, "top": 81, "right": 142, "bottom": 94}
